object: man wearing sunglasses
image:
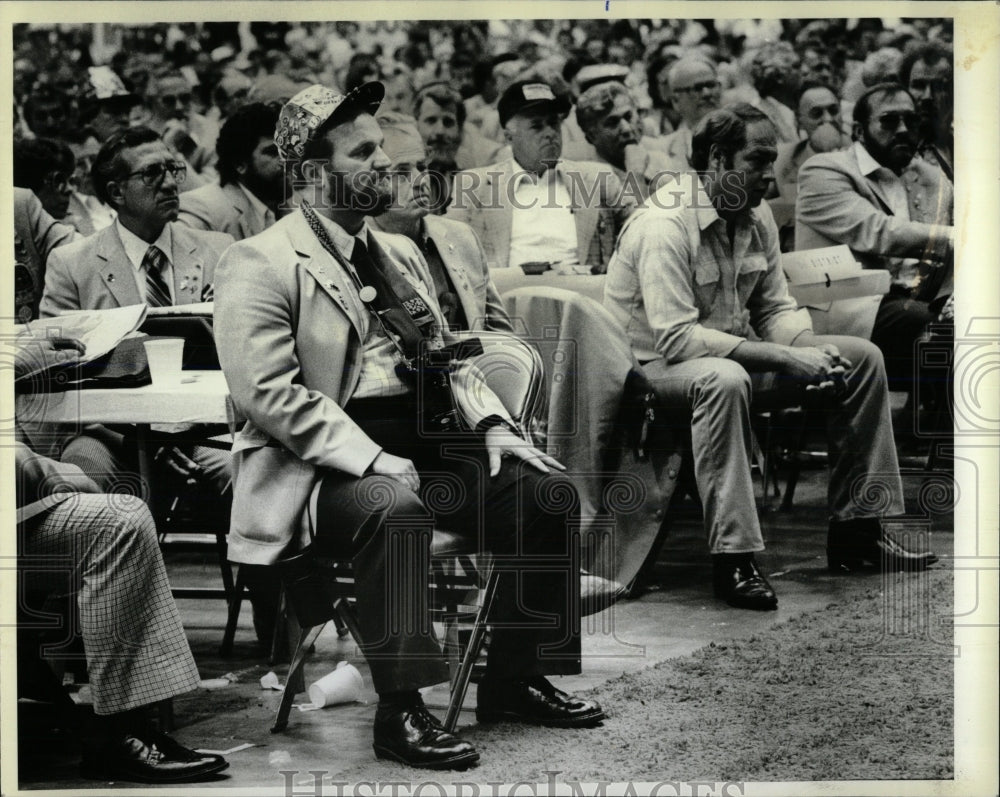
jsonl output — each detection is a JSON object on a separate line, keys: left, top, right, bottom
{"left": 796, "top": 83, "right": 954, "bottom": 400}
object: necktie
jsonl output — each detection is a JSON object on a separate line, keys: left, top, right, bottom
{"left": 142, "top": 245, "right": 172, "bottom": 308}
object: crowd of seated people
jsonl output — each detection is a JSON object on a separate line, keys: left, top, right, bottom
{"left": 11, "top": 15, "right": 954, "bottom": 782}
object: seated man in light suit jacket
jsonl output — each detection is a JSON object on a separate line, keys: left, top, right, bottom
{"left": 447, "top": 80, "right": 636, "bottom": 273}
{"left": 38, "top": 126, "right": 234, "bottom": 516}
{"left": 214, "top": 82, "right": 611, "bottom": 771}
{"left": 796, "top": 82, "right": 954, "bottom": 395}
{"left": 368, "top": 111, "right": 513, "bottom": 333}
{"left": 177, "top": 103, "right": 286, "bottom": 240}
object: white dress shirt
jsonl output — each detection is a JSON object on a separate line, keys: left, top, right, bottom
{"left": 854, "top": 143, "right": 920, "bottom": 288}
{"left": 507, "top": 166, "right": 579, "bottom": 269}
{"left": 116, "top": 220, "right": 175, "bottom": 302}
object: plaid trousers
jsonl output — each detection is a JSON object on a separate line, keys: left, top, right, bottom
{"left": 20, "top": 494, "right": 200, "bottom": 715}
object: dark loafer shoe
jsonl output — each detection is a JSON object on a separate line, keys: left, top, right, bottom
{"left": 476, "top": 676, "right": 605, "bottom": 727}
{"left": 373, "top": 703, "right": 479, "bottom": 770}
{"left": 828, "top": 519, "right": 939, "bottom": 573}
{"left": 712, "top": 554, "right": 778, "bottom": 611}
{"left": 580, "top": 571, "right": 627, "bottom": 616}
{"left": 80, "top": 734, "right": 229, "bottom": 783}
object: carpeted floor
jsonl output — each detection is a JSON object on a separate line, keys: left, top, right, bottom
{"left": 335, "top": 568, "right": 954, "bottom": 785}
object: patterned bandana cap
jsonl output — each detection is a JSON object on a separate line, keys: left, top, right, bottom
{"left": 275, "top": 81, "right": 384, "bottom": 161}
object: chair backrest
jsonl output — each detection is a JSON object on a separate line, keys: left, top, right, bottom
{"left": 450, "top": 330, "right": 546, "bottom": 443}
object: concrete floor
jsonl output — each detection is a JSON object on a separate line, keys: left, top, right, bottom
{"left": 16, "top": 436, "right": 953, "bottom": 791}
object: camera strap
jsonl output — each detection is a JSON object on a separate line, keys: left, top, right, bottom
{"left": 301, "top": 200, "right": 438, "bottom": 364}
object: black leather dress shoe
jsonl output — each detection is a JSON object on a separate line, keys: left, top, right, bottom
{"left": 712, "top": 554, "right": 778, "bottom": 611}
{"left": 580, "top": 571, "right": 627, "bottom": 616}
{"left": 80, "top": 733, "right": 229, "bottom": 783}
{"left": 373, "top": 702, "right": 479, "bottom": 770}
{"left": 476, "top": 676, "right": 605, "bottom": 727}
{"left": 828, "top": 518, "right": 939, "bottom": 573}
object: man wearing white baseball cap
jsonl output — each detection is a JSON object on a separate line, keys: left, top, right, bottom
{"left": 448, "top": 80, "right": 635, "bottom": 272}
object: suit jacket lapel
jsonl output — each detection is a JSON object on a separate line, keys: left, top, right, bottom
{"left": 293, "top": 213, "right": 367, "bottom": 339}
{"left": 565, "top": 162, "right": 598, "bottom": 266}
{"left": 425, "top": 217, "right": 479, "bottom": 326}
{"left": 224, "top": 183, "right": 256, "bottom": 239}
{"left": 493, "top": 161, "right": 514, "bottom": 269}
{"left": 97, "top": 226, "right": 142, "bottom": 307}
{"left": 170, "top": 224, "right": 207, "bottom": 304}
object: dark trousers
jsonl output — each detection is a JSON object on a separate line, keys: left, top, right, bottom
{"left": 871, "top": 287, "right": 937, "bottom": 394}
{"left": 313, "top": 397, "right": 582, "bottom": 695}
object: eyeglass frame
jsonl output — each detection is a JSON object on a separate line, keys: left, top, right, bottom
{"left": 122, "top": 161, "right": 188, "bottom": 186}
{"left": 672, "top": 79, "right": 722, "bottom": 95}
{"left": 875, "top": 111, "right": 920, "bottom": 132}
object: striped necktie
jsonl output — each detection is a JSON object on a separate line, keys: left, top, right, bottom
{"left": 142, "top": 245, "right": 172, "bottom": 307}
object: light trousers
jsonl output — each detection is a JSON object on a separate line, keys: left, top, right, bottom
{"left": 642, "top": 335, "right": 904, "bottom": 554}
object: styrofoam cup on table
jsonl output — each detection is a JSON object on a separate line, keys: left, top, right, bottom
{"left": 143, "top": 337, "right": 185, "bottom": 385}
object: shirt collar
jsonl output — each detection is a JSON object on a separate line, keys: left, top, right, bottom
{"left": 854, "top": 140, "right": 889, "bottom": 179}
{"left": 652, "top": 173, "right": 761, "bottom": 233}
{"left": 312, "top": 209, "right": 369, "bottom": 259}
{"left": 116, "top": 219, "right": 173, "bottom": 272}
{"left": 511, "top": 161, "right": 565, "bottom": 191}
{"left": 238, "top": 181, "right": 271, "bottom": 220}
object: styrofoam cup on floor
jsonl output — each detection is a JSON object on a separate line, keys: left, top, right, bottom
{"left": 308, "top": 661, "right": 363, "bottom": 708}
{"left": 143, "top": 337, "right": 185, "bottom": 385}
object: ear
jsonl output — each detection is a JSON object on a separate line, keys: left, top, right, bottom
{"left": 502, "top": 124, "right": 515, "bottom": 146}
{"left": 106, "top": 179, "right": 125, "bottom": 208}
{"left": 851, "top": 120, "right": 863, "bottom": 142}
{"left": 236, "top": 160, "right": 248, "bottom": 178}
{"left": 707, "top": 142, "right": 724, "bottom": 170}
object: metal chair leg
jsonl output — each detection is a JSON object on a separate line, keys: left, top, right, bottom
{"left": 271, "top": 622, "right": 327, "bottom": 733}
{"left": 220, "top": 566, "right": 248, "bottom": 657}
{"left": 444, "top": 565, "right": 500, "bottom": 733}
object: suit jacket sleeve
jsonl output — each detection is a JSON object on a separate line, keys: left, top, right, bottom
{"left": 29, "top": 192, "right": 79, "bottom": 264}
{"left": 176, "top": 191, "right": 213, "bottom": 231}
{"left": 213, "top": 240, "right": 383, "bottom": 477}
{"left": 39, "top": 243, "right": 81, "bottom": 316}
{"left": 797, "top": 156, "right": 953, "bottom": 263}
{"left": 469, "top": 228, "right": 513, "bottom": 334}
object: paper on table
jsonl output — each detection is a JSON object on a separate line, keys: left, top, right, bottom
{"left": 14, "top": 304, "right": 148, "bottom": 378}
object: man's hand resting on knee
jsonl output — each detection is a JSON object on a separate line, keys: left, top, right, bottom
{"left": 484, "top": 427, "right": 566, "bottom": 478}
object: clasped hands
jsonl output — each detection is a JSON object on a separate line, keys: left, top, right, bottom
{"left": 369, "top": 426, "right": 565, "bottom": 491}
{"left": 786, "top": 343, "right": 852, "bottom": 395}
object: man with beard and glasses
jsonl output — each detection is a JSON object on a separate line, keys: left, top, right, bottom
{"left": 570, "top": 81, "right": 677, "bottom": 202}
{"left": 605, "top": 104, "right": 935, "bottom": 612}
{"left": 448, "top": 80, "right": 635, "bottom": 272}
{"left": 796, "top": 83, "right": 953, "bottom": 399}
{"left": 179, "top": 103, "right": 287, "bottom": 240}
{"left": 213, "top": 82, "right": 613, "bottom": 770}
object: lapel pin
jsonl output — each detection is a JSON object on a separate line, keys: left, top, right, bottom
{"left": 359, "top": 286, "right": 378, "bottom": 303}
{"left": 107, "top": 273, "right": 115, "bottom": 283}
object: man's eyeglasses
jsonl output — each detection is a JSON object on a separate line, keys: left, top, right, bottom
{"left": 160, "top": 93, "right": 192, "bottom": 106}
{"left": 804, "top": 104, "right": 841, "bottom": 121}
{"left": 124, "top": 161, "right": 187, "bottom": 186}
{"left": 673, "top": 80, "right": 721, "bottom": 95}
{"left": 876, "top": 111, "right": 919, "bottom": 131}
